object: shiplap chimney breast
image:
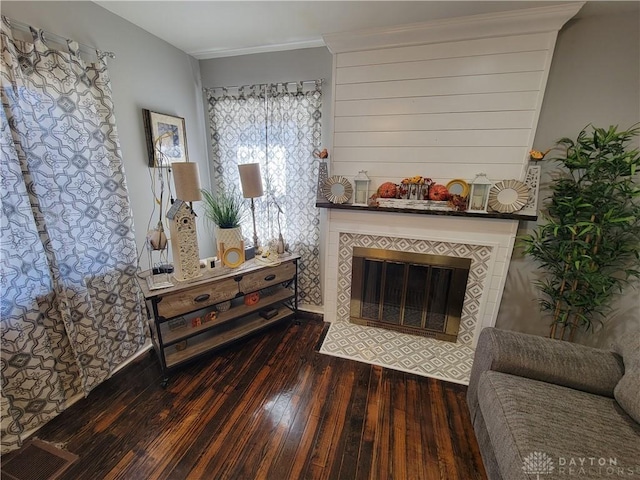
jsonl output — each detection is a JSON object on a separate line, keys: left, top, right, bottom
{"left": 322, "top": 3, "right": 584, "bottom": 189}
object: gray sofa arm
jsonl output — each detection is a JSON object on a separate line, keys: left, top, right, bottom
{"left": 467, "top": 327, "right": 624, "bottom": 421}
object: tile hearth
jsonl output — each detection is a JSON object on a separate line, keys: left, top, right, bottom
{"left": 319, "top": 321, "right": 475, "bottom": 384}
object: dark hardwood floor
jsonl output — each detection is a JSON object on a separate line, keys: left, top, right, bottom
{"left": 33, "top": 318, "right": 487, "bottom": 480}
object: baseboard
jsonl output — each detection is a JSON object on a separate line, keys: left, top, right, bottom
{"left": 298, "top": 303, "right": 324, "bottom": 315}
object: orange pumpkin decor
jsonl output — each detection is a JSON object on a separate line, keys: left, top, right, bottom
{"left": 429, "top": 184, "right": 451, "bottom": 201}
{"left": 377, "top": 182, "right": 398, "bottom": 198}
{"left": 244, "top": 291, "right": 260, "bottom": 306}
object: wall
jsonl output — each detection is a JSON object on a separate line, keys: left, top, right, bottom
{"left": 2, "top": 1, "right": 214, "bottom": 267}
{"left": 496, "top": 10, "right": 640, "bottom": 349}
{"left": 329, "top": 33, "right": 553, "bottom": 189}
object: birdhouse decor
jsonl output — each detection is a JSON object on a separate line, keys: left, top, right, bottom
{"left": 468, "top": 173, "right": 493, "bottom": 213}
{"left": 353, "top": 170, "right": 371, "bottom": 206}
{"left": 167, "top": 199, "right": 202, "bottom": 281}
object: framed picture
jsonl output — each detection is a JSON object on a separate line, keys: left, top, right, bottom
{"left": 142, "top": 109, "right": 189, "bottom": 167}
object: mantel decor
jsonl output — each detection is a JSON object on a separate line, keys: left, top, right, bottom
{"left": 143, "top": 109, "right": 189, "bottom": 167}
{"left": 467, "top": 173, "right": 492, "bottom": 213}
{"left": 322, "top": 176, "right": 353, "bottom": 204}
{"left": 316, "top": 200, "right": 537, "bottom": 221}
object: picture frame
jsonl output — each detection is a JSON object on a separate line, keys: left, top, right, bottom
{"left": 142, "top": 109, "right": 189, "bottom": 167}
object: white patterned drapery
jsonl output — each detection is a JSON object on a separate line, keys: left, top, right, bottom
{"left": 205, "top": 81, "right": 323, "bottom": 306}
{"left": 0, "top": 17, "right": 146, "bottom": 452}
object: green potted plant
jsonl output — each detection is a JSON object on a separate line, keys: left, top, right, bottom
{"left": 201, "top": 187, "right": 246, "bottom": 265}
{"left": 521, "top": 124, "right": 640, "bottom": 341}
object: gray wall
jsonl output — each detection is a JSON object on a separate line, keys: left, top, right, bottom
{"left": 2, "top": 1, "right": 215, "bottom": 266}
{"left": 495, "top": 10, "right": 640, "bottom": 349}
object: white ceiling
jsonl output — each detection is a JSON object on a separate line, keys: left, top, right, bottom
{"left": 95, "top": 1, "right": 637, "bottom": 59}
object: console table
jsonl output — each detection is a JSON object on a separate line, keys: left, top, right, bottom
{"left": 138, "top": 254, "right": 299, "bottom": 386}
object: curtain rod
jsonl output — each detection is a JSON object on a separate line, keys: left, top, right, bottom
{"left": 7, "top": 18, "right": 116, "bottom": 59}
{"left": 204, "top": 78, "right": 324, "bottom": 92}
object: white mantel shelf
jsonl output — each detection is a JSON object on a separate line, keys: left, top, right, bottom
{"left": 316, "top": 201, "right": 537, "bottom": 222}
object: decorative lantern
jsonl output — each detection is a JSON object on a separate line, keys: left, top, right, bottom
{"left": 166, "top": 200, "right": 202, "bottom": 281}
{"left": 468, "top": 173, "right": 492, "bottom": 213}
{"left": 353, "top": 170, "right": 371, "bottom": 206}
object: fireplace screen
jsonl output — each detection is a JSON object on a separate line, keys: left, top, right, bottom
{"left": 350, "top": 247, "right": 471, "bottom": 342}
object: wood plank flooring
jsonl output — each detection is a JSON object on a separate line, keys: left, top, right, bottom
{"left": 32, "top": 318, "right": 487, "bottom": 480}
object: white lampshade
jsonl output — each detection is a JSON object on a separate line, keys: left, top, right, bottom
{"left": 238, "top": 163, "right": 264, "bottom": 198}
{"left": 173, "top": 162, "right": 202, "bottom": 202}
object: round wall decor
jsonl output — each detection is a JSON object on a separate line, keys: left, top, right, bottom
{"left": 322, "top": 176, "right": 353, "bottom": 204}
{"left": 446, "top": 179, "right": 470, "bottom": 197}
{"left": 488, "top": 180, "right": 529, "bottom": 213}
{"left": 222, "top": 247, "right": 244, "bottom": 268}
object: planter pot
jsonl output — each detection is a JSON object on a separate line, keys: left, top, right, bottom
{"left": 215, "top": 225, "right": 245, "bottom": 267}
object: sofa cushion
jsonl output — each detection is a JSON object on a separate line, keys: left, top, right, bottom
{"left": 478, "top": 371, "right": 640, "bottom": 480}
{"left": 614, "top": 342, "right": 640, "bottom": 424}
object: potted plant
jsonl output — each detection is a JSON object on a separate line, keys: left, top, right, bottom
{"left": 521, "top": 124, "right": 640, "bottom": 341}
{"left": 201, "top": 187, "right": 246, "bottom": 262}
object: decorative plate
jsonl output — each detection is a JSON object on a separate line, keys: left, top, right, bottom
{"left": 322, "top": 176, "right": 353, "bottom": 204}
{"left": 488, "top": 180, "right": 529, "bottom": 213}
{"left": 446, "top": 178, "right": 470, "bottom": 197}
{"left": 222, "top": 247, "right": 244, "bottom": 268}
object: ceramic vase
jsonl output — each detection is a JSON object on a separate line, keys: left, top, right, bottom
{"left": 215, "top": 225, "right": 243, "bottom": 259}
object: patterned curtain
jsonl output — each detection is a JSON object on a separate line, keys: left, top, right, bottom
{"left": 206, "top": 81, "right": 322, "bottom": 306}
{"left": 0, "top": 17, "right": 146, "bottom": 452}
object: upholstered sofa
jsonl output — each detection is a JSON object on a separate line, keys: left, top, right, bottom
{"left": 467, "top": 327, "right": 640, "bottom": 480}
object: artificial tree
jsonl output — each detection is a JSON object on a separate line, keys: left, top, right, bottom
{"left": 521, "top": 124, "right": 640, "bottom": 341}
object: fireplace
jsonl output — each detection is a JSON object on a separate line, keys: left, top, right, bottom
{"left": 317, "top": 4, "right": 582, "bottom": 383}
{"left": 318, "top": 211, "right": 518, "bottom": 384}
{"left": 350, "top": 247, "right": 470, "bottom": 342}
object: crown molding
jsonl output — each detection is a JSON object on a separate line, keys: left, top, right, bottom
{"left": 322, "top": 2, "right": 585, "bottom": 54}
{"left": 190, "top": 38, "right": 326, "bottom": 60}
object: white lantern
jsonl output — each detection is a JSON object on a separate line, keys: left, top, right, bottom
{"left": 353, "top": 170, "right": 371, "bottom": 206}
{"left": 468, "top": 173, "right": 492, "bottom": 213}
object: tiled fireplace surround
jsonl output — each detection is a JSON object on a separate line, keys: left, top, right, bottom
{"left": 320, "top": 210, "right": 518, "bottom": 384}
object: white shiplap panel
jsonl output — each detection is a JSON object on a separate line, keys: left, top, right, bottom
{"left": 328, "top": 163, "right": 524, "bottom": 186}
{"left": 332, "top": 146, "right": 528, "bottom": 164}
{"left": 334, "top": 111, "right": 535, "bottom": 132}
{"left": 336, "top": 51, "right": 548, "bottom": 85}
{"left": 334, "top": 92, "right": 539, "bottom": 116}
{"left": 335, "top": 72, "right": 544, "bottom": 101}
{"left": 334, "top": 129, "right": 530, "bottom": 147}
{"left": 336, "top": 32, "right": 553, "bottom": 67}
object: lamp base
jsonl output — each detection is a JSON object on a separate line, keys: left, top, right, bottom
{"left": 277, "top": 234, "right": 285, "bottom": 254}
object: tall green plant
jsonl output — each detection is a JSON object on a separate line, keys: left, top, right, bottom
{"left": 200, "top": 187, "right": 246, "bottom": 228}
{"left": 521, "top": 124, "right": 640, "bottom": 341}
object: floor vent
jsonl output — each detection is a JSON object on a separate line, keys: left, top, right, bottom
{"left": 2, "top": 439, "right": 78, "bottom": 480}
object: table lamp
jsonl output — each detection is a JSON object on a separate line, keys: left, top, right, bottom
{"left": 173, "top": 162, "right": 202, "bottom": 205}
